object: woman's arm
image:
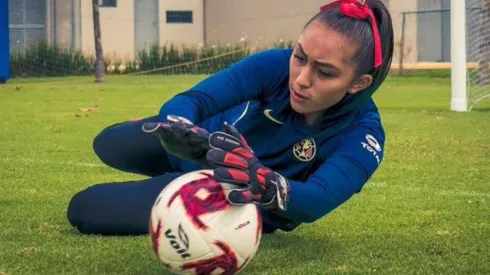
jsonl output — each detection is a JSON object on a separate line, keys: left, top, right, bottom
{"left": 280, "top": 120, "right": 385, "bottom": 223}
{"left": 158, "top": 49, "right": 291, "bottom": 124}
{"left": 205, "top": 114, "right": 385, "bottom": 224}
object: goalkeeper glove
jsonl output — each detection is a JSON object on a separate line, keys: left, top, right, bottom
{"left": 142, "top": 115, "right": 211, "bottom": 166}
{"left": 206, "top": 122, "right": 290, "bottom": 211}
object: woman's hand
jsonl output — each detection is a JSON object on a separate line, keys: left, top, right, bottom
{"left": 142, "top": 115, "right": 211, "bottom": 166}
{"left": 206, "top": 122, "right": 290, "bottom": 211}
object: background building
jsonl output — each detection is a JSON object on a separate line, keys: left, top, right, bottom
{"left": 7, "top": 0, "right": 476, "bottom": 65}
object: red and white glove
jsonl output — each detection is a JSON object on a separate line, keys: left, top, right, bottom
{"left": 206, "top": 123, "right": 290, "bottom": 211}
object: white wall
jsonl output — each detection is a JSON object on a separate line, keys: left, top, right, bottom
{"left": 158, "top": 0, "right": 204, "bottom": 47}
{"left": 80, "top": 0, "right": 135, "bottom": 61}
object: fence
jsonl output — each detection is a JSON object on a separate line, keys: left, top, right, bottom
{"left": 3, "top": 0, "right": 490, "bottom": 80}
{"left": 395, "top": 0, "right": 490, "bottom": 79}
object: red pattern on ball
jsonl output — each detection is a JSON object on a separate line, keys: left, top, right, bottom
{"left": 180, "top": 241, "right": 239, "bottom": 275}
{"left": 167, "top": 172, "right": 230, "bottom": 230}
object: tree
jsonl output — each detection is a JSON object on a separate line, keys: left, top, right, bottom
{"left": 92, "top": 0, "right": 104, "bottom": 83}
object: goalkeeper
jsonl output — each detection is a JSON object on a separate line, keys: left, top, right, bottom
{"left": 67, "top": 0, "right": 394, "bottom": 235}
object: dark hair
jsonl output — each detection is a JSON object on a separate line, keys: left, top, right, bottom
{"left": 305, "top": 0, "right": 394, "bottom": 88}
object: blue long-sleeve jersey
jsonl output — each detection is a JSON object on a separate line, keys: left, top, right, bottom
{"left": 159, "top": 49, "right": 385, "bottom": 231}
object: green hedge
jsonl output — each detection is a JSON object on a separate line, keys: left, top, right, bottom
{"left": 134, "top": 43, "right": 253, "bottom": 75}
{"left": 9, "top": 40, "right": 298, "bottom": 78}
{"left": 9, "top": 40, "right": 457, "bottom": 79}
{"left": 10, "top": 42, "right": 97, "bottom": 77}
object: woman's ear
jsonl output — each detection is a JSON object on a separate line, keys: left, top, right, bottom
{"left": 348, "top": 74, "right": 373, "bottom": 95}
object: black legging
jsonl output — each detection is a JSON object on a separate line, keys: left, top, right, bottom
{"left": 66, "top": 116, "right": 281, "bottom": 235}
{"left": 91, "top": 115, "right": 175, "bottom": 177}
{"left": 66, "top": 116, "right": 181, "bottom": 235}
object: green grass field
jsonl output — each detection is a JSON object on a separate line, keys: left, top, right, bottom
{"left": 1, "top": 75, "right": 490, "bottom": 275}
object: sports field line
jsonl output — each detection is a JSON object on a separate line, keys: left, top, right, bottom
{"left": 0, "top": 157, "right": 106, "bottom": 168}
{"left": 366, "top": 182, "right": 490, "bottom": 199}
{"left": 2, "top": 157, "right": 490, "bottom": 199}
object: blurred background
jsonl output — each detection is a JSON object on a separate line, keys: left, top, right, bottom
{"left": 4, "top": 0, "right": 489, "bottom": 78}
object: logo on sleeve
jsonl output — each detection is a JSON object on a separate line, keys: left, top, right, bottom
{"left": 361, "top": 134, "right": 382, "bottom": 165}
{"left": 264, "top": 109, "right": 284, "bottom": 125}
{"left": 293, "top": 137, "right": 316, "bottom": 162}
{"left": 366, "top": 134, "right": 382, "bottom": 152}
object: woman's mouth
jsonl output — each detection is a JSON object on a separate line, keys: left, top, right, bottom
{"left": 291, "top": 89, "right": 309, "bottom": 103}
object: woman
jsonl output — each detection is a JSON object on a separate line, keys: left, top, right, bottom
{"left": 67, "top": 0, "right": 394, "bottom": 235}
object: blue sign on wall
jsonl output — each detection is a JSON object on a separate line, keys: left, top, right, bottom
{"left": 0, "top": 0, "right": 10, "bottom": 83}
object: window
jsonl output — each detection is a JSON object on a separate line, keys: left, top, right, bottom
{"left": 98, "top": 0, "right": 117, "bottom": 7}
{"left": 166, "top": 11, "right": 193, "bottom": 24}
{"left": 8, "top": 0, "right": 47, "bottom": 54}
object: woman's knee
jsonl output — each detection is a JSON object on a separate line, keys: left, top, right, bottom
{"left": 66, "top": 186, "right": 95, "bottom": 234}
{"left": 66, "top": 175, "right": 179, "bottom": 235}
{"left": 66, "top": 182, "right": 149, "bottom": 236}
{"left": 66, "top": 182, "right": 131, "bottom": 235}
{"left": 92, "top": 122, "right": 127, "bottom": 168}
{"left": 91, "top": 116, "right": 166, "bottom": 175}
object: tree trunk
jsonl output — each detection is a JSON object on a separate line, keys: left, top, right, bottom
{"left": 477, "top": 0, "right": 490, "bottom": 85}
{"left": 92, "top": 0, "right": 104, "bottom": 83}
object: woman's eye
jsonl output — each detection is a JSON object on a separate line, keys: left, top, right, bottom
{"left": 319, "top": 71, "right": 335, "bottom": 78}
{"left": 294, "top": 54, "right": 306, "bottom": 62}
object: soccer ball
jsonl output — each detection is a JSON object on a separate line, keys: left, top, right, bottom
{"left": 149, "top": 169, "right": 263, "bottom": 275}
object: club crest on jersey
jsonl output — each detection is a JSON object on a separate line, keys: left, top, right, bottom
{"left": 293, "top": 138, "right": 316, "bottom": 162}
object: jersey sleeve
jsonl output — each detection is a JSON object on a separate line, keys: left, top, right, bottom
{"left": 158, "top": 49, "right": 291, "bottom": 124}
{"left": 279, "top": 120, "right": 385, "bottom": 223}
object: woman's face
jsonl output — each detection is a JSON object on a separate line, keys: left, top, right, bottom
{"left": 289, "top": 20, "right": 373, "bottom": 119}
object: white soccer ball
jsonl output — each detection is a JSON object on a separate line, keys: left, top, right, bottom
{"left": 149, "top": 169, "right": 263, "bottom": 275}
